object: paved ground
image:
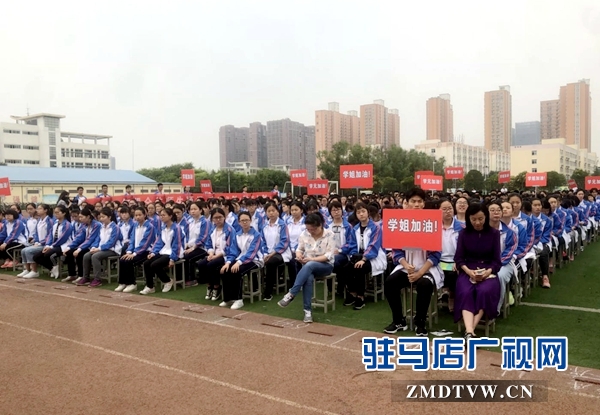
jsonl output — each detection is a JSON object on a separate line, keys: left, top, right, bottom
{"left": 1, "top": 274, "right": 599, "bottom": 415}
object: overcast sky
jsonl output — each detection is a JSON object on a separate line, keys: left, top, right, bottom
{"left": 1, "top": 0, "right": 599, "bottom": 172}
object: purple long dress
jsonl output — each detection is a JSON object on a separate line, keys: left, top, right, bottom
{"left": 453, "top": 227, "right": 501, "bottom": 322}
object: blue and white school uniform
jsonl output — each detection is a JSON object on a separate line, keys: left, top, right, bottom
{"left": 261, "top": 218, "right": 292, "bottom": 262}
{"left": 226, "top": 211, "right": 241, "bottom": 233}
{"left": 346, "top": 220, "right": 388, "bottom": 277}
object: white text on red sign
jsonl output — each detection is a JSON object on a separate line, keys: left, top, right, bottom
{"left": 387, "top": 218, "right": 439, "bottom": 233}
{"left": 309, "top": 183, "right": 327, "bottom": 189}
{"left": 342, "top": 170, "right": 371, "bottom": 179}
{"left": 422, "top": 178, "right": 442, "bottom": 185}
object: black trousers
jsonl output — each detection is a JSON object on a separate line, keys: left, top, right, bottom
{"left": 222, "top": 262, "right": 257, "bottom": 302}
{"left": 197, "top": 256, "right": 225, "bottom": 287}
{"left": 287, "top": 255, "right": 299, "bottom": 287}
{"left": 65, "top": 248, "right": 90, "bottom": 277}
{"left": 264, "top": 253, "right": 284, "bottom": 297}
{"left": 119, "top": 252, "right": 149, "bottom": 285}
{"left": 33, "top": 246, "right": 63, "bottom": 271}
{"left": 538, "top": 245, "right": 550, "bottom": 276}
{"left": 184, "top": 247, "right": 207, "bottom": 282}
{"left": 443, "top": 270, "right": 458, "bottom": 293}
{"left": 333, "top": 254, "right": 350, "bottom": 294}
{"left": 0, "top": 242, "right": 23, "bottom": 260}
{"left": 143, "top": 255, "right": 171, "bottom": 289}
{"left": 385, "top": 269, "right": 434, "bottom": 326}
{"left": 345, "top": 260, "right": 372, "bottom": 296}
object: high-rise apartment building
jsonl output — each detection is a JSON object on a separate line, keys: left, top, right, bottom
{"left": 387, "top": 109, "right": 400, "bottom": 147}
{"left": 513, "top": 121, "right": 541, "bottom": 146}
{"left": 484, "top": 86, "right": 512, "bottom": 153}
{"left": 219, "top": 125, "right": 248, "bottom": 168}
{"left": 248, "top": 122, "right": 268, "bottom": 168}
{"left": 266, "top": 119, "right": 316, "bottom": 179}
{"left": 540, "top": 99, "right": 560, "bottom": 140}
{"left": 426, "top": 94, "right": 454, "bottom": 142}
{"left": 359, "top": 100, "right": 400, "bottom": 149}
{"left": 559, "top": 79, "right": 592, "bottom": 150}
{"left": 315, "top": 102, "right": 360, "bottom": 153}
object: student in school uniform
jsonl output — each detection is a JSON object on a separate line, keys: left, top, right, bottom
{"left": 286, "top": 201, "right": 306, "bottom": 287}
{"left": 32, "top": 206, "right": 73, "bottom": 279}
{"left": 223, "top": 200, "right": 241, "bottom": 233}
{"left": 438, "top": 199, "right": 465, "bottom": 313}
{"left": 117, "top": 207, "right": 134, "bottom": 254}
{"left": 140, "top": 207, "right": 184, "bottom": 295}
{"left": 261, "top": 202, "right": 292, "bottom": 301}
{"left": 328, "top": 200, "right": 353, "bottom": 295}
{"left": 97, "top": 184, "right": 112, "bottom": 204}
{"left": 62, "top": 208, "right": 102, "bottom": 284}
{"left": 19, "top": 204, "right": 54, "bottom": 278}
{"left": 531, "top": 198, "right": 553, "bottom": 288}
{"left": 72, "top": 187, "right": 87, "bottom": 206}
{"left": 172, "top": 204, "right": 190, "bottom": 245}
{"left": 123, "top": 185, "right": 135, "bottom": 202}
{"left": 115, "top": 206, "right": 155, "bottom": 293}
{"left": 245, "top": 199, "right": 264, "bottom": 233}
{"left": 219, "top": 211, "right": 264, "bottom": 310}
{"left": 0, "top": 209, "right": 28, "bottom": 268}
{"left": 183, "top": 202, "right": 210, "bottom": 287}
{"left": 77, "top": 207, "right": 122, "bottom": 288}
{"left": 24, "top": 203, "right": 38, "bottom": 246}
{"left": 146, "top": 203, "right": 161, "bottom": 241}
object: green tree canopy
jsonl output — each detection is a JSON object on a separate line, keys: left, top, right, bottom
{"left": 464, "top": 170, "right": 484, "bottom": 192}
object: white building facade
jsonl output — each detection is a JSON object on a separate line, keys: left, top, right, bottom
{"left": 414, "top": 140, "right": 511, "bottom": 173}
{"left": 0, "top": 113, "right": 112, "bottom": 169}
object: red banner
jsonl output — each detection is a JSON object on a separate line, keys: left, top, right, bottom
{"left": 382, "top": 209, "right": 442, "bottom": 251}
{"left": 0, "top": 177, "right": 11, "bottom": 196}
{"left": 525, "top": 172, "right": 547, "bottom": 187}
{"left": 585, "top": 176, "right": 600, "bottom": 190}
{"left": 444, "top": 167, "right": 464, "bottom": 180}
{"left": 420, "top": 175, "right": 443, "bottom": 191}
{"left": 307, "top": 179, "right": 329, "bottom": 195}
{"left": 199, "top": 180, "right": 213, "bottom": 193}
{"left": 568, "top": 179, "right": 578, "bottom": 190}
{"left": 414, "top": 170, "right": 434, "bottom": 185}
{"left": 84, "top": 191, "right": 279, "bottom": 206}
{"left": 340, "top": 164, "right": 374, "bottom": 189}
{"left": 290, "top": 169, "right": 308, "bottom": 187}
{"left": 181, "top": 169, "right": 195, "bottom": 187}
{"left": 498, "top": 171, "right": 511, "bottom": 184}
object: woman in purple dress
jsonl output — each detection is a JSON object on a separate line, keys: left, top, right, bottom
{"left": 453, "top": 203, "right": 501, "bottom": 339}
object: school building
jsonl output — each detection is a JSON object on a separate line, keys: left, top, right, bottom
{"left": 0, "top": 166, "right": 181, "bottom": 205}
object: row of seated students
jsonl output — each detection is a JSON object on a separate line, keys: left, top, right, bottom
{"left": 4, "top": 187, "right": 598, "bottom": 338}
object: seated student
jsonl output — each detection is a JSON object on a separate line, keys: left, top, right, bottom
{"left": 77, "top": 207, "right": 122, "bottom": 288}
{"left": 140, "top": 207, "right": 183, "bottom": 295}
{"left": 367, "top": 202, "right": 382, "bottom": 227}
{"left": 33, "top": 206, "right": 73, "bottom": 279}
{"left": 172, "top": 203, "right": 190, "bottom": 243}
{"left": 454, "top": 197, "right": 469, "bottom": 224}
{"left": 439, "top": 199, "right": 465, "bottom": 313}
{"left": 261, "top": 202, "right": 292, "bottom": 301}
{"left": 245, "top": 199, "right": 265, "bottom": 233}
{"left": 286, "top": 201, "right": 306, "bottom": 287}
{"left": 343, "top": 202, "right": 387, "bottom": 311}
{"left": 277, "top": 213, "right": 336, "bottom": 323}
{"left": 281, "top": 199, "right": 292, "bottom": 224}
{"left": 118, "top": 206, "right": 134, "bottom": 254}
{"left": 19, "top": 204, "right": 54, "bottom": 278}
{"left": 197, "top": 208, "right": 236, "bottom": 300}
{"left": 328, "top": 200, "right": 352, "bottom": 295}
{"left": 24, "top": 203, "right": 38, "bottom": 246}
{"left": 146, "top": 203, "right": 161, "bottom": 240}
{"left": 115, "top": 206, "right": 155, "bottom": 293}
{"left": 223, "top": 200, "right": 241, "bottom": 233}
{"left": 219, "top": 211, "right": 264, "bottom": 310}
{"left": 62, "top": 208, "right": 102, "bottom": 284}
{"left": 531, "top": 197, "right": 552, "bottom": 288}
{"left": 454, "top": 203, "right": 502, "bottom": 340}
{"left": 383, "top": 189, "right": 441, "bottom": 336}
{"left": 183, "top": 202, "right": 210, "bottom": 287}
{"left": 0, "top": 209, "right": 28, "bottom": 268}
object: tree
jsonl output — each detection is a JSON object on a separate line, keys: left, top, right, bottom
{"left": 485, "top": 172, "right": 499, "bottom": 192}
{"left": 570, "top": 169, "right": 589, "bottom": 190}
{"left": 137, "top": 162, "right": 197, "bottom": 184}
{"left": 464, "top": 170, "right": 484, "bottom": 192}
{"left": 509, "top": 172, "right": 526, "bottom": 191}
{"left": 546, "top": 171, "right": 566, "bottom": 190}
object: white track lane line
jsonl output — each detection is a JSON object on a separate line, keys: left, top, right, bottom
{"left": 520, "top": 302, "right": 600, "bottom": 314}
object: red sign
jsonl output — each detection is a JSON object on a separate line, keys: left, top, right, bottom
{"left": 290, "top": 169, "right": 308, "bottom": 187}
{"left": 307, "top": 179, "right": 329, "bottom": 195}
{"left": 382, "top": 209, "right": 442, "bottom": 251}
{"left": 340, "top": 164, "right": 374, "bottom": 189}
{"left": 181, "top": 169, "right": 195, "bottom": 187}
{"left": 525, "top": 172, "right": 547, "bottom": 187}
{"left": 444, "top": 167, "right": 464, "bottom": 180}
{"left": 585, "top": 176, "right": 600, "bottom": 190}
{"left": 498, "top": 171, "right": 511, "bottom": 184}
{"left": 414, "top": 170, "right": 434, "bottom": 185}
{"left": 568, "top": 179, "right": 578, "bottom": 190}
{"left": 0, "top": 177, "right": 11, "bottom": 196}
{"left": 199, "top": 180, "right": 213, "bottom": 193}
{"left": 420, "top": 175, "right": 443, "bottom": 191}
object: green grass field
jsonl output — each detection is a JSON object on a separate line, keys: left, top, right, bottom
{"left": 8, "top": 242, "right": 600, "bottom": 369}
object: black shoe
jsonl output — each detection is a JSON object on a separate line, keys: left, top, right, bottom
{"left": 343, "top": 294, "right": 356, "bottom": 306}
{"left": 353, "top": 297, "right": 365, "bottom": 310}
{"left": 383, "top": 319, "right": 408, "bottom": 334}
{"left": 415, "top": 326, "right": 428, "bottom": 337}
{"left": 263, "top": 294, "right": 273, "bottom": 301}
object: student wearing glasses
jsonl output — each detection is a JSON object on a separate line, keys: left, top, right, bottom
{"left": 454, "top": 197, "right": 469, "bottom": 224}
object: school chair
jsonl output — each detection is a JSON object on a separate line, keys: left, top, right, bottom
{"left": 311, "top": 273, "right": 336, "bottom": 313}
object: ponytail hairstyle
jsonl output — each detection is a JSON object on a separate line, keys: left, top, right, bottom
{"left": 162, "top": 207, "right": 177, "bottom": 223}
{"left": 99, "top": 207, "right": 118, "bottom": 223}
{"left": 54, "top": 205, "right": 71, "bottom": 222}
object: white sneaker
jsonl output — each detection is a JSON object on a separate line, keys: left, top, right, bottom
{"left": 140, "top": 286, "right": 155, "bottom": 295}
{"left": 114, "top": 284, "right": 127, "bottom": 292}
{"left": 72, "top": 277, "right": 83, "bottom": 285}
{"left": 17, "top": 270, "right": 29, "bottom": 277}
{"left": 231, "top": 299, "right": 244, "bottom": 310}
{"left": 123, "top": 284, "right": 137, "bottom": 293}
{"left": 303, "top": 310, "right": 313, "bottom": 323}
{"left": 161, "top": 279, "right": 174, "bottom": 293}
{"left": 219, "top": 301, "right": 233, "bottom": 307}
{"left": 50, "top": 266, "right": 59, "bottom": 279}
{"left": 62, "top": 276, "right": 77, "bottom": 283}
{"left": 23, "top": 271, "right": 39, "bottom": 279}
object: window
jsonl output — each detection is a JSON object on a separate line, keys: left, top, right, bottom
{"left": 85, "top": 163, "right": 93, "bottom": 168}
{"left": 5, "top": 159, "right": 21, "bottom": 164}
{"left": 49, "top": 147, "right": 57, "bottom": 160}
{"left": 532, "top": 168, "right": 538, "bottom": 173}
{"left": 101, "top": 164, "right": 109, "bottom": 169}
{"left": 4, "top": 144, "right": 21, "bottom": 149}
{"left": 23, "top": 131, "right": 38, "bottom": 136}
{"left": 3, "top": 129, "right": 20, "bottom": 134}
{"left": 50, "top": 161, "right": 57, "bottom": 167}
{"left": 531, "top": 150, "right": 537, "bottom": 156}
{"left": 55, "top": 190, "right": 64, "bottom": 194}
{"left": 24, "top": 160, "right": 40, "bottom": 165}
{"left": 23, "top": 145, "right": 39, "bottom": 150}
{"left": 75, "top": 162, "right": 83, "bottom": 168}
{"left": 532, "top": 159, "right": 537, "bottom": 164}
{"left": 140, "top": 189, "right": 149, "bottom": 193}
{"left": 84, "top": 150, "right": 93, "bottom": 158}
{"left": 27, "top": 190, "right": 39, "bottom": 194}
{"left": 74, "top": 150, "right": 83, "bottom": 158}
{"left": 87, "top": 190, "right": 96, "bottom": 194}
{"left": 100, "top": 151, "right": 109, "bottom": 159}
{"left": 114, "top": 189, "right": 124, "bottom": 194}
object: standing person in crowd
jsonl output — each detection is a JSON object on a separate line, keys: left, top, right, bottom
{"left": 197, "top": 208, "right": 236, "bottom": 300}
{"left": 33, "top": 205, "right": 73, "bottom": 279}
{"left": 116, "top": 206, "right": 155, "bottom": 293}
{"left": 344, "top": 202, "right": 387, "bottom": 310}
{"left": 154, "top": 183, "right": 164, "bottom": 195}
{"left": 219, "top": 211, "right": 264, "bottom": 310}
{"left": 140, "top": 207, "right": 183, "bottom": 295}
{"left": 439, "top": 199, "right": 464, "bottom": 313}
{"left": 383, "top": 189, "right": 441, "bottom": 335}
{"left": 261, "top": 202, "right": 291, "bottom": 301}
{"left": 97, "top": 184, "right": 112, "bottom": 203}
{"left": 77, "top": 207, "right": 122, "bottom": 287}
{"left": 277, "top": 213, "right": 336, "bottom": 323}
{"left": 0, "top": 209, "right": 28, "bottom": 268}
{"left": 454, "top": 203, "right": 502, "bottom": 340}
{"left": 271, "top": 184, "right": 280, "bottom": 197}
{"left": 62, "top": 208, "right": 102, "bottom": 283}
{"left": 72, "top": 187, "right": 87, "bottom": 206}
{"left": 19, "top": 204, "right": 53, "bottom": 278}
{"left": 286, "top": 201, "right": 306, "bottom": 287}
{"left": 183, "top": 202, "right": 210, "bottom": 287}
{"left": 57, "top": 191, "right": 71, "bottom": 208}
{"left": 123, "top": 185, "right": 134, "bottom": 201}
